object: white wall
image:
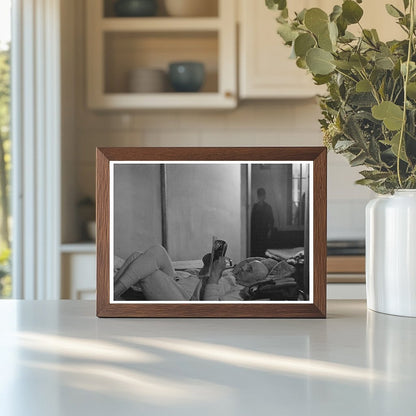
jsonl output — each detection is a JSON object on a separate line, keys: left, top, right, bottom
{"left": 166, "top": 164, "right": 242, "bottom": 263}
{"left": 113, "top": 164, "right": 163, "bottom": 259}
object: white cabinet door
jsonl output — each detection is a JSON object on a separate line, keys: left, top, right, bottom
{"left": 238, "top": 0, "right": 404, "bottom": 99}
{"left": 239, "top": 0, "right": 326, "bottom": 99}
{"left": 61, "top": 253, "right": 96, "bottom": 300}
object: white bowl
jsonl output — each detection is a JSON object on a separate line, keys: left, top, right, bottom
{"left": 128, "top": 68, "right": 167, "bottom": 93}
{"left": 164, "top": 0, "right": 218, "bottom": 17}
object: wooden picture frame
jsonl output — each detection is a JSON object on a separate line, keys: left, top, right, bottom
{"left": 96, "top": 147, "right": 327, "bottom": 318}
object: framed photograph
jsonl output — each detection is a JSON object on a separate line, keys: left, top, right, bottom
{"left": 96, "top": 147, "right": 327, "bottom": 318}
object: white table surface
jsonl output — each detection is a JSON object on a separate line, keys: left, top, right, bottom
{"left": 0, "top": 300, "right": 415, "bottom": 416}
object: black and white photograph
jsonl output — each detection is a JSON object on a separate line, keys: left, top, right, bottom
{"left": 110, "top": 161, "right": 312, "bottom": 303}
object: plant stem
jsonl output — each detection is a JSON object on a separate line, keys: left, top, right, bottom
{"left": 334, "top": 68, "right": 358, "bottom": 84}
{"left": 358, "top": 69, "right": 381, "bottom": 104}
{"left": 397, "top": 0, "right": 415, "bottom": 188}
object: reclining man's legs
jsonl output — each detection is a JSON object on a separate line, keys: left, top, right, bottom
{"left": 114, "top": 245, "right": 188, "bottom": 301}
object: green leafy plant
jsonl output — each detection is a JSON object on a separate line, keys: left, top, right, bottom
{"left": 0, "top": 247, "right": 11, "bottom": 298}
{"left": 266, "top": 0, "right": 416, "bottom": 193}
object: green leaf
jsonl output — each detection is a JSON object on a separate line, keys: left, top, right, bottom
{"left": 330, "top": 5, "right": 343, "bottom": 22}
{"left": 350, "top": 54, "right": 368, "bottom": 70}
{"left": 266, "top": 0, "right": 287, "bottom": 11}
{"left": 383, "top": 132, "right": 409, "bottom": 162}
{"left": 371, "top": 29, "right": 380, "bottom": 42}
{"left": 356, "top": 79, "right": 372, "bottom": 92}
{"left": 336, "top": 15, "right": 348, "bottom": 36}
{"left": 276, "top": 14, "right": 287, "bottom": 24}
{"left": 318, "top": 27, "right": 334, "bottom": 52}
{"left": 342, "top": 1, "right": 364, "bottom": 24}
{"left": 304, "top": 8, "right": 329, "bottom": 35}
{"left": 407, "top": 82, "right": 416, "bottom": 99}
{"left": 296, "top": 57, "right": 308, "bottom": 69}
{"left": 375, "top": 55, "right": 395, "bottom": 70}
{"left": 363, "top": 29, "right": 376, "bottom": 46}
{"left": 385, "top": 4, "right": 404, "bottom": 18}
{"left": 328, "top": 21, "right": 338, "bottom": 44}
{"left": 369, "top": 136, "right": 382, "bottom": 163}
{"left": 294, "top": 33, "right": 316, "bottom": 58}
{"left": 403, "top": 0, "right": 410, "bottom": 10}
{"left": 348, "top": 92, "right": 377, "bottom": 107}
{"left": 355, "top": 178, "right": 376, "bottom": 186}
{"left": 378, "top": 78, "right": 386, "bottom": 100}
{"left": 372, "top": 101, "right": 404, "bottom": 131}
{"left": 313, "top": 74, "right": 332, "bottom": 85}
{"left": 277, "top": 23, "right": 298, "bottom": 43}
{"left": 333, "top": 60, "right": 353, "bottom": 70}
{"left": 360, "top": 170, "right": 392, "bottom": 181}
{"left": 350, "top": 152, "right": 367, "bottom": 167}
{"left": 334, "top": 140, "right": 355, "bottom": 152}
{"left": 344, "top": 115, "right": 367, "bottom": 147}
{"left": 296, "top": 8, "right": 307, "bottom": 23}
{"left": 339, "top": 31, "right": 356, "bottom": 43}
{"left": 401, "top": 61, "right": 416, "bottom": 76}
{"left": 306, "top": 48, "right": 335, "bottom": 75}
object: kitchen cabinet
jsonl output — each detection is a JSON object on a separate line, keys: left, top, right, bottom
{"left": 86, "top": 0, "right": 237, "bottom": 109}
{"left": 61, "top": 245, "right": 96, "bottom": 300}
{"left": 239, "top": 0, "right": 325, "bottom": 99}
{"left": 238, "top": 0, "right": 404, "bottom": 99}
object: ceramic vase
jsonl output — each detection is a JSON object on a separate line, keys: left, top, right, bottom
{"left": 366, "top": 190, "right": 416, "bottom": 317}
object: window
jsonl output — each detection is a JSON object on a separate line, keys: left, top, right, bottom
{"left": 0, "top": 0, "right": 11, "bottom": 298}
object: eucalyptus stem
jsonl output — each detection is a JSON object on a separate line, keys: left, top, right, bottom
{"left": 397, "top": 0, "right": 415, "bottom": 188}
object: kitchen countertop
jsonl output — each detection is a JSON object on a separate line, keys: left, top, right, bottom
{"left": 0, "top": 300, "right": 415, "bottom": 415}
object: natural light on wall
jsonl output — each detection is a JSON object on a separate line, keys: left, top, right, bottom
{"left": 0, "top": 0, "right": 12, "bottom": 299}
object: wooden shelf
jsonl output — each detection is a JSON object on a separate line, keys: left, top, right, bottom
{"left": 89, "top": 92, "right": 235, "bottom": 110}
{"left": 101, "top": 17, "right": 221, "bottom": 32}
{"left": 61, "top": 242, "right": 96, "bottom": 254}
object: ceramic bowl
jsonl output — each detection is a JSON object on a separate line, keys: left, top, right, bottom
{"left": 164, "top": 0, "right": 217, "bottom": 17}
{"left": 114, "top": 0, "right": 158, "bottom": 17}
{"left": 168, "top": 62, "right": 205, "bottom": 92}
{"left": 128, "top": 68, "right": 167, "bottom": 93}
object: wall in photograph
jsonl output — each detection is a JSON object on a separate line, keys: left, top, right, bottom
{"left": 166, "top": 164, "right": 242, "bottom": 263}
{"left": 114, "top": 164, "right": 162, "bottom": 259}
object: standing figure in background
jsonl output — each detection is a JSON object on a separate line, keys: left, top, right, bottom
{"left": 250, "top": 187, "right": 274, "bottom": 257}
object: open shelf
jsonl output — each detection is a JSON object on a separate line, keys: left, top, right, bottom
{"left": 102, "top": 17, "right": 221, "bottom": 32}
{"left": 104, "top": 31, "right": 218, "bottom": 94}
{"left": 91, "top": 92, "right": 234, "bottom": 109}
{"left": 87, "top": 0, "right": 236, "bottom": 109}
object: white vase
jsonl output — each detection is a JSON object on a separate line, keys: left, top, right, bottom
{"left": 366, "top": 190, "right": 416, "bottom": 317}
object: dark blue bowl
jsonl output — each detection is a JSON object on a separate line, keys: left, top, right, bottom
{"left": 168, "top": 62, "right": 205, "bottom": 93}
{"left": 114, "top": 0, "right": 158, "bottom": 17}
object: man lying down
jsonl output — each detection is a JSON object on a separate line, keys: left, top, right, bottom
{"left": 114, "top": 245, "right": 302, "bottom": 302}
